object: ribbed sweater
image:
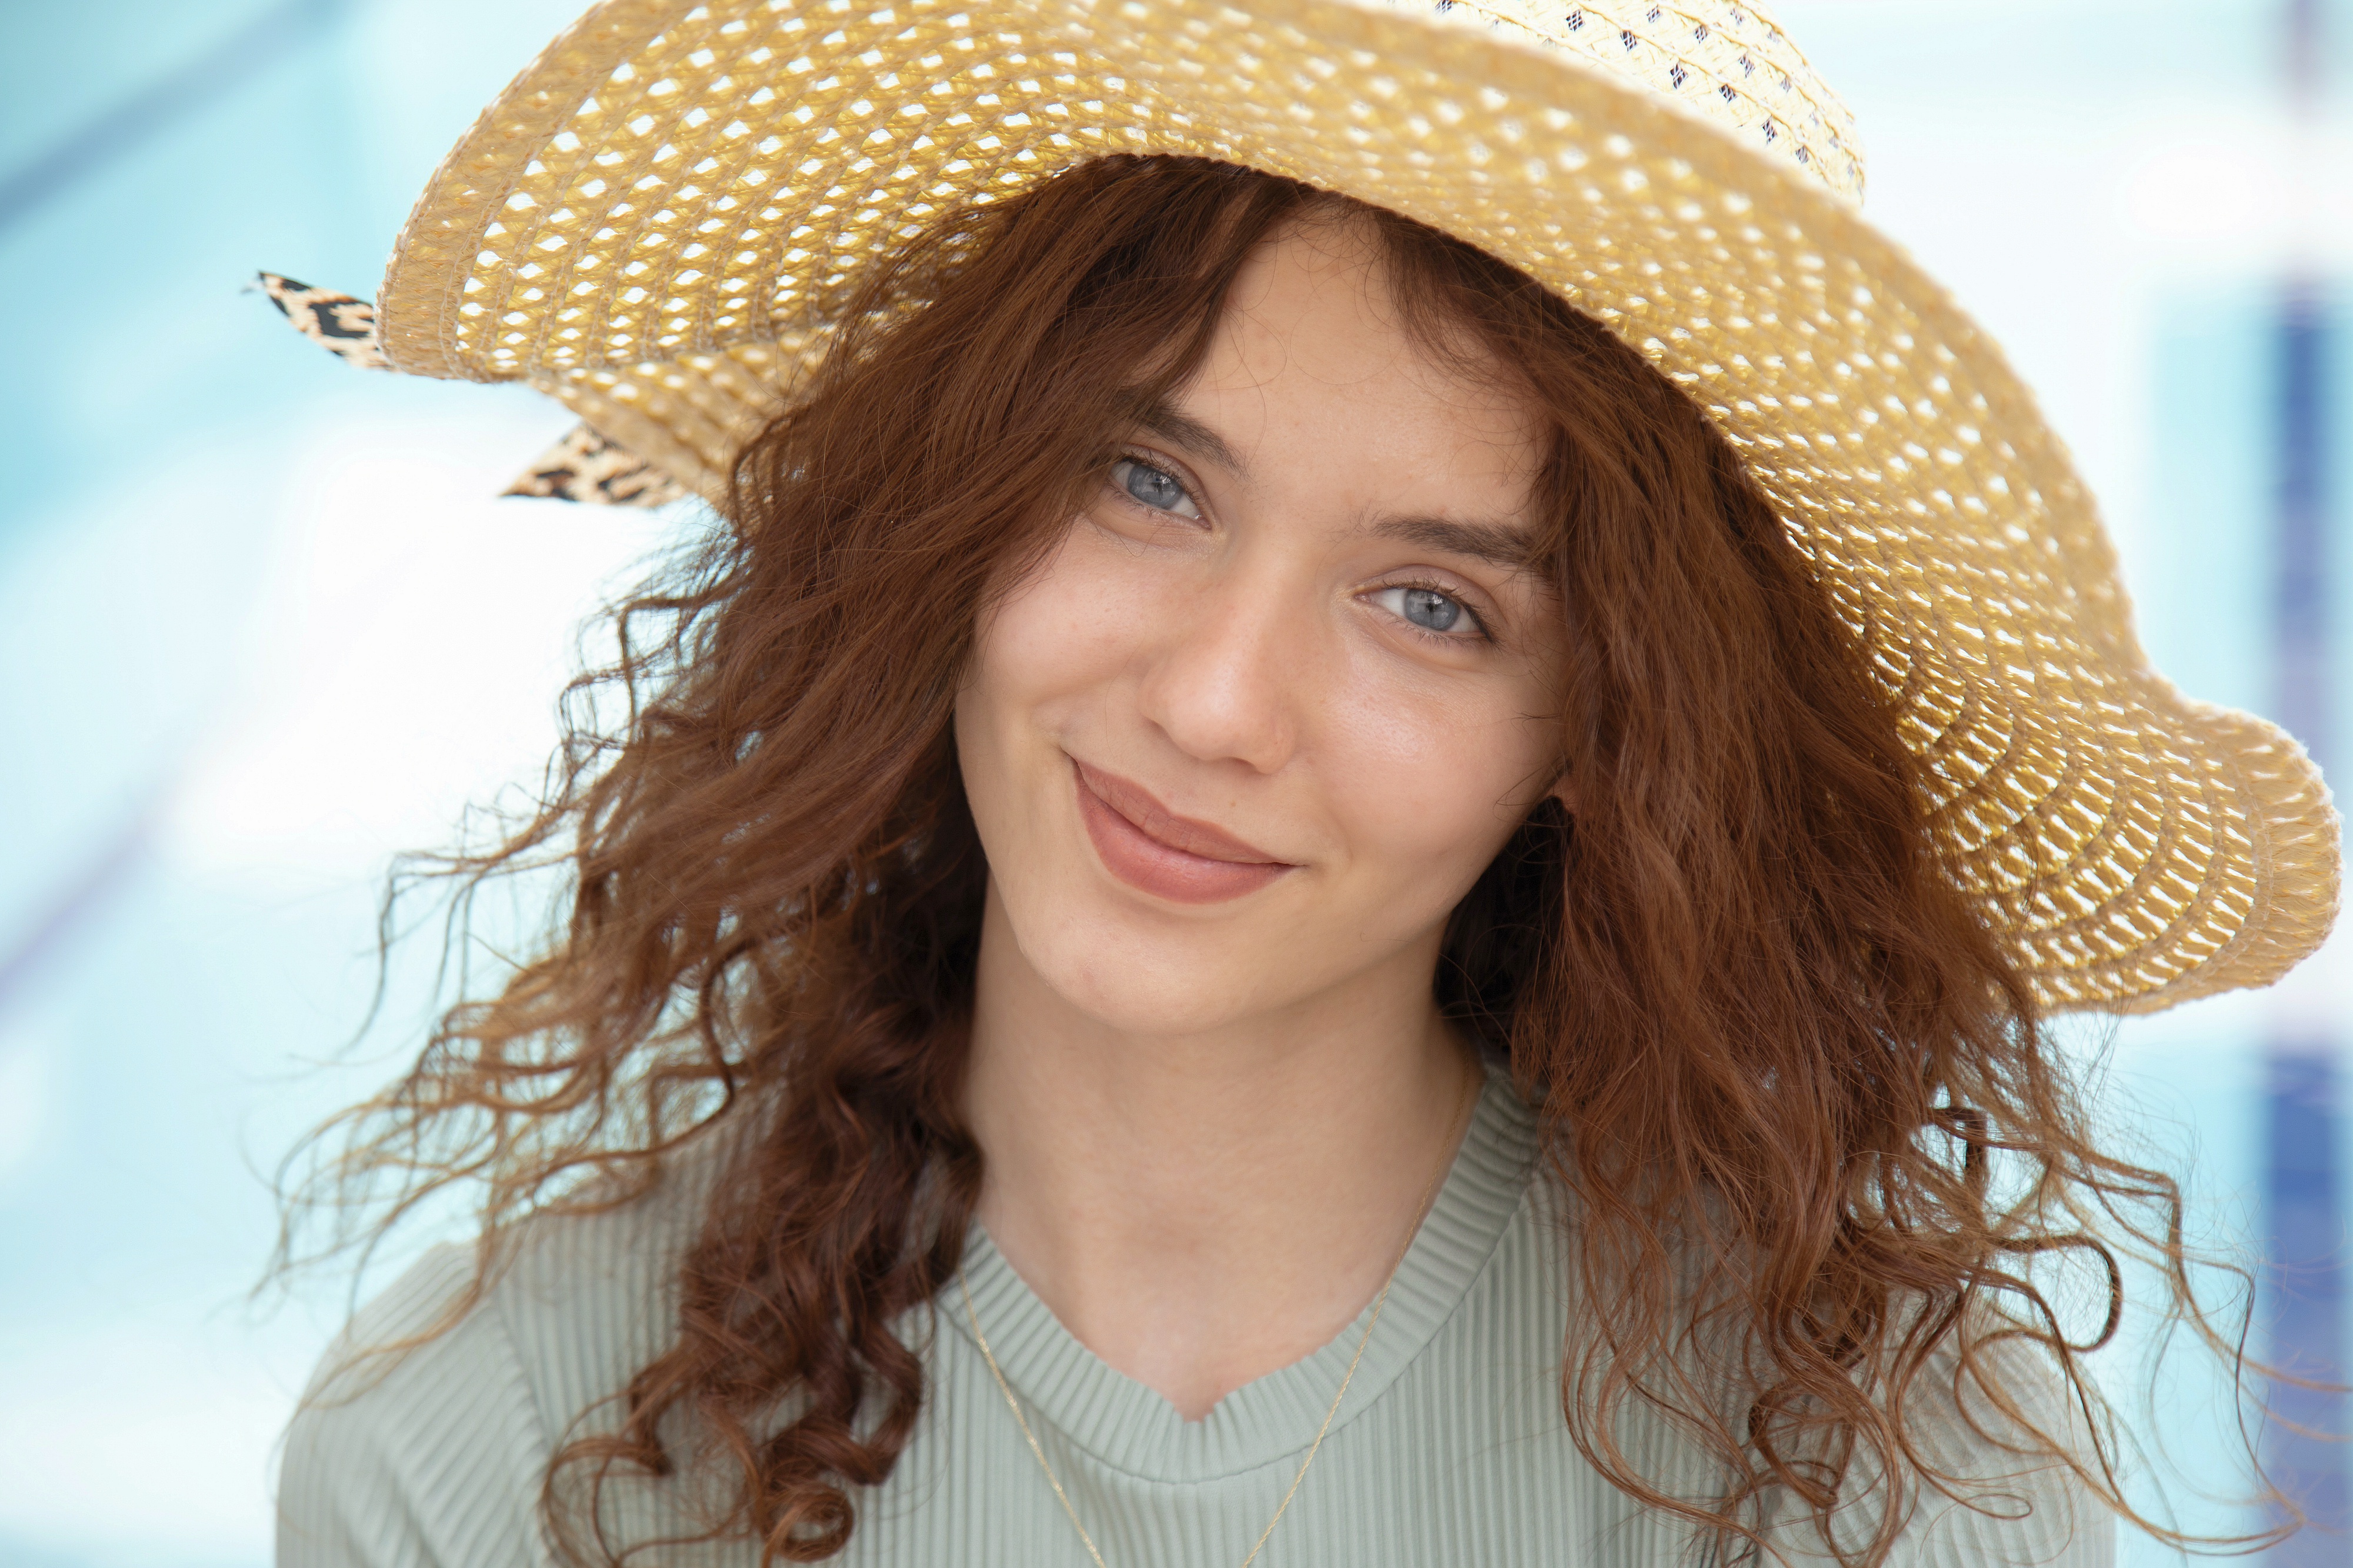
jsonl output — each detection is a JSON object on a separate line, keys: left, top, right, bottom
{"left": 277, "top": 1070, "right": 2114, "bottom": 1566}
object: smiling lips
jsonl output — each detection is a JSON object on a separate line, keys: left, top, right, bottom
{"left": 1071, "top": 758, "right": 1295, "bottom": 904}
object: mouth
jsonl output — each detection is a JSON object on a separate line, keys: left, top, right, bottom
{"left": 1069, "top": 757, "right": 1295, "bottom": 905}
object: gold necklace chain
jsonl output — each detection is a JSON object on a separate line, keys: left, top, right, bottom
{"left": 957, "top": 1066, "right": 1478, "bottom": 1568}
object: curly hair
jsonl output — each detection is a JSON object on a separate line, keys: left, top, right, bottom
{"left": 284, "top": 155, "right": 2274, "bottom": 1565}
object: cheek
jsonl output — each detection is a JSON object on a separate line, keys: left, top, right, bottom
{"left": 1321, "top": 661, "right": 1557, "bottom": 896}
{"left": 956, "top": 526, "right": 1166, "bottom": 803}
{"left": 964, "top": 522, "right": 1200, "bottom": 736}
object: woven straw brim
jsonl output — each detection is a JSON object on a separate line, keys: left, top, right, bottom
{"left": 376, "top": 0, "right": 2337, "bottom": 1013}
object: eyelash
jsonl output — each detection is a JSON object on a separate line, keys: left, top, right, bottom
{"left": 1106, "top": 450, "right": 1494, "bottom": 646}
{"left": 1379, "top": 579, "right": 1494, "bottom": 646}
{"left": 1108, "top": 451, "right": 1205, "bottom": 522}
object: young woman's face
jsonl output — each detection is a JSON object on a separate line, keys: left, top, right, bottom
{"left": 955, "top": 222, "right": 1571, "bottom": 1037}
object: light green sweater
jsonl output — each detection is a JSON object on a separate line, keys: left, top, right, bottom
{"left": 278, "top": 1071, "right": 2112, "bottom": 1566}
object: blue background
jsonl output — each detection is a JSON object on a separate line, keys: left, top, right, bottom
{"left": 0, "top": 1, "right": 2348, "bottom": 1562}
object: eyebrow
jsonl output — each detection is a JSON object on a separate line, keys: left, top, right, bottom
{"left": 1371, "top": 515, "right": 1546, "bottom": 575}
{"left": 1136, "top": 399, "right": 1545, "bottom": 576}
{"left": 1138, "top": 399, "right": 1252, "bottom": 482}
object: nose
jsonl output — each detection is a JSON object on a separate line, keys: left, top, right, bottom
{"left": 1134, "top": 567, "right": 1308, "bottom": 776}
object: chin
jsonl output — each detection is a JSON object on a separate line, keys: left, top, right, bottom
{"left": 1000, "top": 880, "right": 1324, "bottom": 1040}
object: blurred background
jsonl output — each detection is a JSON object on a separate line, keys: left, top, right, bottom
{"left": 0, "top": 1, "right": 2348, "bottom": 1563}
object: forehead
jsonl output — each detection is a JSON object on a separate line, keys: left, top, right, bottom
{"left": 1176, "top": 222, "right": 1546, "bottom": 513}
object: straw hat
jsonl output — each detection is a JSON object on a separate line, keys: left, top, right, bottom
{"left": 338, "top": 0, "right": 2336, "bottom": 1013}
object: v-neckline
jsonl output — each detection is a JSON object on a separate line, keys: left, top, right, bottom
{"left": 943, "top": 1064, "right": 1541, "bottom": 1485}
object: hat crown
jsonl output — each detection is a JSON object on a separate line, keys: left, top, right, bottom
{"left": 1409, "top": 0, "right": 1864, "bottom": 201}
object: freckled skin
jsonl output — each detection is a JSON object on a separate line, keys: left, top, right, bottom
{"left": 955, "top": 221, "right": 1574, "bottom": 1421}
{"left": 958, "top": 228, "right": 1569, "bottom": 1036}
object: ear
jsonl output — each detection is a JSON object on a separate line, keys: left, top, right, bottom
{"left": 1547, "top": 769, "right": 1577, "bottom": 815}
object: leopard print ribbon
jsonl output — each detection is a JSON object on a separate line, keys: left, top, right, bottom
{"left": 255, "top": 272, "right": 686, "bottom": 508}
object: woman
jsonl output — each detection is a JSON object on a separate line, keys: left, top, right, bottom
{"left": 272, "top": 2, "right": 2337, "bottom": 1566}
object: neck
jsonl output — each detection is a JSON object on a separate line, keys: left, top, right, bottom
{"left": 962, "top": 882, "right": 1479, "bottom": 1421}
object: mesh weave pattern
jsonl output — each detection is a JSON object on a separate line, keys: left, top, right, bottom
{"left": 375, "top": 0, "right": 2338, "bottom": 1011}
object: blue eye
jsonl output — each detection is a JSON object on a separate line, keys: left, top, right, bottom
{"left": 1112, "top": 458, "right": 1199, "bottom": 519}
{"left": 1401, "top": 588, "right": 1461, "bottom": 632}
{"left": 1369, "top": 585, "right": 1485, "bottom": 641}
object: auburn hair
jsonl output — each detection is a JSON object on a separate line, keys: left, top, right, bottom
{"left": 290, "top": 155, "right": 2264, "bottom": 1564}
